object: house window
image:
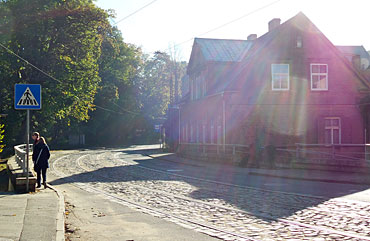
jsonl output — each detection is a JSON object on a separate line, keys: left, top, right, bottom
{"left": 324, "top": 117, "right": 341, "bottom": 144}
{"left": 296, "top": 36, "right": 303, "bottom": 48}
{"left": 193, "top": 79, "right": 197, "bottom": 100}
{"left": 190, "top": 79, "right": 194, "bottom": 100}
{"left": 271, "top": 64, "right": 289, "bottom": 90}
{"left": 311, "top": 64, "right": 328, "bottom": 90}
{"left": 210, "top": 121, "right": 214, "bottom": 144}
{"left": 203, "top": 79, "right": 207, "bottom": 97}
{"left": 217, "top": 125, "right": 222, "bottom": 144}
{"left": 185, "top": 123, "right": 188, "bottom": 142}
{"left": 182, "top": 126, "right": 185, "bottom": 141}
{"left": 202, "top": 123, "right": 206, "bottom": 143}
{"left": 190, "top": 125, "right": 194, "bottom": 142}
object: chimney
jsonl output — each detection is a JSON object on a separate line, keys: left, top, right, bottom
{"left": 268, "top": 18, "right": 281, "bottom": 32}
{"left": 247, "top": 34, "right": 257, "bottom": 41}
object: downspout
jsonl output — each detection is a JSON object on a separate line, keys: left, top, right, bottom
{"left": 223, "top": 95, "right": 226, "bottom": 152}
{"left": 179, "top": 107, "right": 181, "bottom": 146}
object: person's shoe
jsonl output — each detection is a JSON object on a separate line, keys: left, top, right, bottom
{"left": 43, "top": 182, "right": 47, "bottom": 189}
{"left": 36, "top": 184, "right": 41, "bottom": 188}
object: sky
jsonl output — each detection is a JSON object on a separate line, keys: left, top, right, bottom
{"left": 95, "top": 0, "right": 370, "bottom": 61}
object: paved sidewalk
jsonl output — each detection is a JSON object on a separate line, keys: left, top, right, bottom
{"left": 147, "top": 152, "right": 370, "bottom": 185}
{"left": 0, "top": 185, "right": 64, "bottom": 241}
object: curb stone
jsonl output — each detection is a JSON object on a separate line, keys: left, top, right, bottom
{"left": 248, "top": 171, "right": 370, "bottom": 185}
{"left": 46, "top": 184, "right": 65, "bottom": 241}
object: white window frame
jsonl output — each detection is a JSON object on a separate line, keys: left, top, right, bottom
{"left": 271, "top": 64, "right": 290, "bottom": 91}
{"left": 311, "top": 63, "right": 328, "bottom": 91}
{"left": 324, "top": 117, "right": 341, "bottom": 144}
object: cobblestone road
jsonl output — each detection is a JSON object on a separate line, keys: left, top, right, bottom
{"left": 50, "top": 148, "right": 370, "bottom": 241}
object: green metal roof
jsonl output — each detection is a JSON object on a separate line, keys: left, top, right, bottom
{"left": 194, "top": 38, "right": 254, "bottom": 62}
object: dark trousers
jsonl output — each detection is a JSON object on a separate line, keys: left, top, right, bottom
{"left": 36, "top": 167, "right": 47, "bottom": 186}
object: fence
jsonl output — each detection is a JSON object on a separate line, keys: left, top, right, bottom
{"left": 179, "top": 142, "right": 370, "bottom": 167}
{"left": 276, "top": 143, "right": 370, "bottom": 166}
{"left": 14, "top": 144, "right": 33, "bottom": 173}
{"left": 179, "top": 143, "right": 249, "bottom": 156}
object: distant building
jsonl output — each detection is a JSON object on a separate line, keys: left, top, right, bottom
{"left": 336, "top": 45, "right": 370, "bottom": 70}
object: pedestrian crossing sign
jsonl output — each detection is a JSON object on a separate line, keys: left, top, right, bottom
{"left": 14, "top": 84, "right": 41, "bottom": 110}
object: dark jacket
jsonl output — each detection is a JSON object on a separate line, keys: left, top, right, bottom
{"left": 32, "top": 141, "right": 50, "bottom": 171}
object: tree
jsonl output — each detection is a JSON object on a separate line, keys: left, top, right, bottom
{"left": 135, "top": 51, "right": 173, "bottom": 119}
{"left": 0, "top": 0, "right": 188, "bottom": 148}
{"left": 0, "top": 0, "right": 111, "bottom": 146}
{"left": 82, "top": 25, "right": 143, "bottom": 145}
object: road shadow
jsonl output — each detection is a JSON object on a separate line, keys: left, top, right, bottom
{"left": 50, "top": 147, "right": 370, "bottom": 222}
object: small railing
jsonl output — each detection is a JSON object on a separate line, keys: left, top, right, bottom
{"left": 14, "top": 144, "right": 33, "bottom": 173}
{"left": 276, "top": 143, "right": 370, "bottom": 164}
{"left": 179, "top": 143, "right": 249, "bottom": 155}
{"left": 180, "top": 142, "right": 370, "bottom": 167}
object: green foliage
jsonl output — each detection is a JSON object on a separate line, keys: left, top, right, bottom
{"left": 135, "top": 51, "right": 172, "bottom": 118}
{"left": 82, "top": 25, "right": 144, "bottom": 145}
{"left": 0, "top": 0, "right": 110, "bottom": 145}
{"left": 0, "top": 0, "right": 188, "bottom": 147}
{"left": 135, "top": 51, "right": 187, "bottom": 119}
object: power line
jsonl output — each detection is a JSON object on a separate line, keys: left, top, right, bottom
{"left": 0, "top": 42, "right": 63, "bottom": 84}
{"left": 112, "top": 102, "right": 140, "bottom": 115}
{"left": 95, "top": 105, "right": 127, "bottom": 115}
{"left": 113, "top": 0, "right": 159, "bottom": 25}
{"left": 0, "top": 42, "right": 139, "bottom": 116}
{"left": 174, "top": 0, "right": 282, "bottom": 48}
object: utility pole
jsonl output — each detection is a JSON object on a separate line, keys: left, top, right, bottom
{"left": 174, "top": 61, "right": 178, "bottom": 104}
{"left": 170, "top": 75, "right": 173, "bottom": 105}
{"left": 168, "top": 43, "right": 181, "bottom": 105}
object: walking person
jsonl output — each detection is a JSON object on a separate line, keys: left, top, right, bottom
{"left": 32, "top": 132, "right": 50, "bottom": 188}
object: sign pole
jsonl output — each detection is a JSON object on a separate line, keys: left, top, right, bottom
{"left": 14, "top": 84, "right": 41, "bottom": 192}
{"left": 26, "top": 109, "right": 29, "bottom": 192}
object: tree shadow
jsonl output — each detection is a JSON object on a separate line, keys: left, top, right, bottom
{"left": 50, "top": 148, "right": 370, "bottom": 223}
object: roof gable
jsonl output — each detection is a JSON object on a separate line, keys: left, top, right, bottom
{"left": 187, "top": 12, "right": 370, "bottom": 95}
{"left": 227, "top": 12, "right": 370, "bottom": 90}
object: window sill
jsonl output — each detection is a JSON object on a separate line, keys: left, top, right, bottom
{"left": 310, "top": 89, "right": 328, "bottom": 92}
{"left": 271, "top": 89, "right": 290, "bottom": 91}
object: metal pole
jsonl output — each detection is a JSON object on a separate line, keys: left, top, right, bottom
{"left": 365, "top": 129, "right": 367, "bottom": 160}
{"left": 223, "top": 99, "right": 226, "bottom": 152}
{"left": 26, "top": 109, "right": 30, "bottom": 192}
{"left": 178, "top": 108, "right": 181, "bottom": 145}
